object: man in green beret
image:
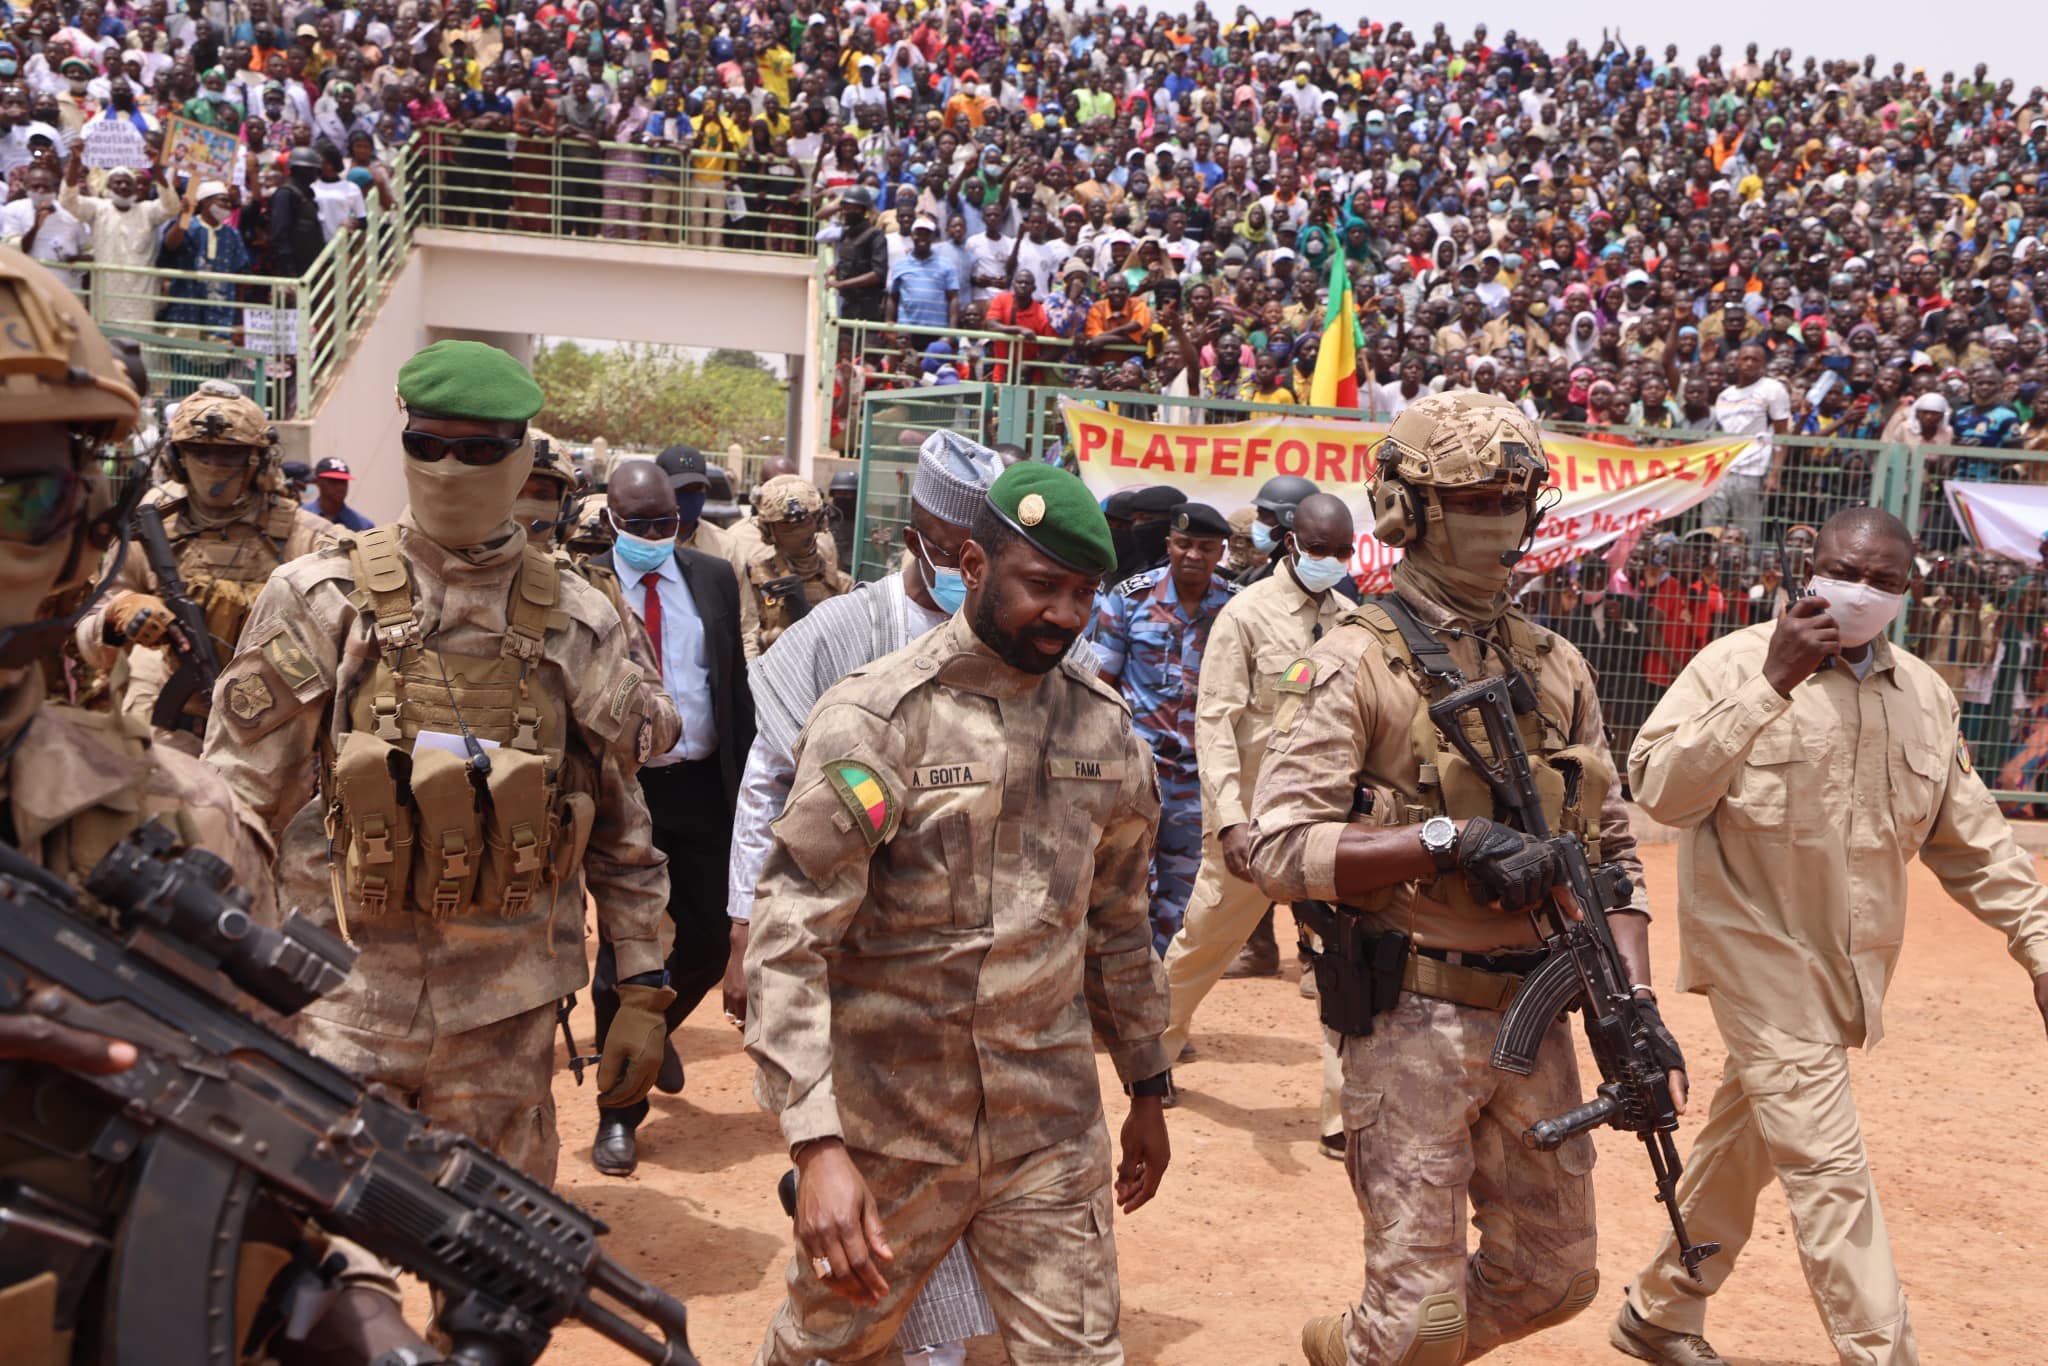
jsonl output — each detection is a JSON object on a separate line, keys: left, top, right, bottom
{"left": 202, "top": 340, "right": 675, "bottom": 1186}
{"left": 745, "top": 464, "right": 1174, "bottom": 1363}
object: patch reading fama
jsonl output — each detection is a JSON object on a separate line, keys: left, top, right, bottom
{"left": 1046, "top": 757, "right": 1124, "bottom": 781}
{"left": 226, "top": 673, "right": 276, "bottom": 725}
{"left": 1274, "top": 658, "right": 1316, "bottom": 694}
{"left": 262, "top": 632, "right": 319, "bottom": 690}
{"left": 911, "top": 763, "right": 985, "bottom": 788}
{"left": 826, "top": 759, "right": 898, "bottom": 847}
{"left": 608, "top": 670, "right": 642, "bottom": 721}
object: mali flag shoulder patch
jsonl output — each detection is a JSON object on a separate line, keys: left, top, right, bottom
{"left": 1958, "top": 736, "right": 1974, "bottom": 776}
{"left": 1274, "top": 658, "right": 1317, "bottom": 694}
{"left": 827, "top": 759, "right": 899, "bottom": 847}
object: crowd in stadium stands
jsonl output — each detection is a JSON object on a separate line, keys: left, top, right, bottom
{"left": 11, "top": 0, "right": 2048, "bottom": 790}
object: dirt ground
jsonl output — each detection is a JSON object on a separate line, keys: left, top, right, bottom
{"left": 410, "top": 842, "right": 2048, "bottom": 1365}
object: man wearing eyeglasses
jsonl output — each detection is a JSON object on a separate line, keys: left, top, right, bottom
{"left": 201, "top": 341, "right": 675, "bottom": 1188}
{"left": 75, "top": 379, "right": 333, "bottom": 752}
{"left": 577, "top": 458, "right": 754, "bottom": 1178}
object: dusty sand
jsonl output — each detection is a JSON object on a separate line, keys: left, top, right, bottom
{"left": 407, "top": 842, "right": 2048, "bottom": 1365}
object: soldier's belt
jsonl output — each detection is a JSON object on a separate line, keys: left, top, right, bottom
{"left": 1401, "top": 952, "right": 1526, "bottom": 1012}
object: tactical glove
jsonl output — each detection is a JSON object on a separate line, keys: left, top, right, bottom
{"left": 1634, "top": 998, "right": 1687, "bottom": 1077}
{"left": 1454, "top": 816, "right": 1559, "bottom": 915}
{"left": 107, "top": 592, "right": 172, "bottom": 647}
{"left": 595, "top": 981, "right": 677, "bottom": 1108}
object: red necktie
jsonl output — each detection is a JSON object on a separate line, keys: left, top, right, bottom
{"left": 641, "top": 573, "right": 663, "bottom": 666}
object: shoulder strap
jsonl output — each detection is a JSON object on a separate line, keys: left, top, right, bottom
{"left": 1373, "top": 594, "right": 1465, "bottom": 687}
{"left": 345, "top": 526, "right": 419, "bottom": 651}
{"left": 263, "top": 497, "right": 298, "bottom": 542}
{"left": 503, "top": 543, "right": 561, "bottom": 662}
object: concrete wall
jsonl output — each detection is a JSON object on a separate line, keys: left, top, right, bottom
{"left": 282, "top": 230, "right": 824, "bottom": 526}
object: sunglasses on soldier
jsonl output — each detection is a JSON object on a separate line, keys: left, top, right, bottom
{"left": 400, "top": 429, "right": 527, "bottom": 466}
{"left": 0, "top": 468, "right": 83, "bottom": 545}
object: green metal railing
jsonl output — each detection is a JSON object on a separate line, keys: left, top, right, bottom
{"left": 69, "top": 159, "right": 421, "bottom": 419}
{"left": 407, "top": 126, "right": 817, "bottom": 254}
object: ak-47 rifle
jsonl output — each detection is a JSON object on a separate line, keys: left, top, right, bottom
{"left": 0, "top": 820, "right": 700, "bottom": 1365}
{"left": 1428, "top": 673, "right": 1722, "bottom": 1284}
{"left": 133, "top": 503, "right": 221, "bottom": 735}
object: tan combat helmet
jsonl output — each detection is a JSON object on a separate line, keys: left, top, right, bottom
{"left": 0, "top": 244, "right": 141, "bottom": 435}
{"left": 756, "top": 474, "right": 825, "bottom": 525}
{"left": 168, "top": 379, "right": 271, "bottom": 448}
{"left": 1368, "top": 389, "right": 1549, "bottom": 548}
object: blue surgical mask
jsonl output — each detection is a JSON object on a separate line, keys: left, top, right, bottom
{"left": 1293, "top": 552, "right": 1352, "bottom": 594}
{"left": 1489, "top": 198, "right": 1508, "bottom": 214}
{"left": 0, "top": 61, "right": 17, "bottom": 77}
{"left": 916, "top": 541, "right": 967, "bottom": 613}
{"left": 1250, "top": 520, "right": 1278, "bottom": 554}
{"left": 613, "top": 527, "right": 675, "bottom": 574}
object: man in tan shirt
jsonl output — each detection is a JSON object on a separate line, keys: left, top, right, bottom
{"left": 1611, "top": 507, "right": 2048, "bottom": 1366}
{"left": 1163, "top": 493, "right": 1353, "bottom": 1155}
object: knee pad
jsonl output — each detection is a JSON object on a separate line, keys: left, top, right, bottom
{"left": 1523, "top": 1268, "right": 1600, "bottom": 1334}
{"left": 1395, "top": 1291, "right": 1468, "bottom": 1366}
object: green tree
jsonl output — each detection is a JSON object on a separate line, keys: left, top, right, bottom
{"left": 706, "top": 348, "right": 771, "bottom": 373}
{"left": 532, "top": 342, "right": 785, "bottom": 452}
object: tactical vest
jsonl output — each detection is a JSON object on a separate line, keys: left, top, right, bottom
{"left": 22, "top": 706, "right": 219, "bottom": 881}
{"left": 1346, "top": 598, "right": 1613, "bottom": 919}
{"left": 748, "top": 553, "right": 848, "bottom": 653}
{"left": 165, "top": 495, "right": 300, "bottom": 671}
{"left": 320, "top": 528, "right": 593, "bottom": 938}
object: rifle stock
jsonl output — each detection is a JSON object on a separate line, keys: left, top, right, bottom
{"left": 134, "top": 504, "right": 221, "bottom": 735}
{"left": 0, "top": 822, "right": 700, "bottom": 1365}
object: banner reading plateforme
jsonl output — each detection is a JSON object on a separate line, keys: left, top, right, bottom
{"left": 1059, "top": 399, "right": 1761, "bottom": 589}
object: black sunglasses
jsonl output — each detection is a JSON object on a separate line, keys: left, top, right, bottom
{"left": 400, "top": 429, "right": 526, "bottom": 466}
{"left": 611, "top": 513, "right": 681, "bottom": 539}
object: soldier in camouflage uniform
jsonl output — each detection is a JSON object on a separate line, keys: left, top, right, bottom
{"left": 200, "top": 340, "right": 675, "bottom": 1187}
{"left": 746, "top": 465, "right": 1173, "bottom": 1365}
{"left": 75, "top": 381, "right": 333, "bottom": 751}
{"left": 1248, "top": 392, "right": 1686, "bottom": 1366}
{"left": 1090, "top": 502, "right": 1235, "bottom": 953}
{"left": 740, "top": 473, "right": 853, "bottom": 661}
{"left": 0, "top": 245, "right": 426, "bottom": 1366}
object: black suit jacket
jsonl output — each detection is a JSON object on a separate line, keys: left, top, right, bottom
{"left": 592, "top": 544, "right": 755, "bottom": 807}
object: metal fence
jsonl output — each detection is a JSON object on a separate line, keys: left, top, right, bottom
{"left": 408, "top": 126, "right": 817, "bottom": 255}
{"left": 856, "top": 380, "right": 2048, "bottom": 811}
{"left": 68, "top": 164, "right": 419, "bottom": 419}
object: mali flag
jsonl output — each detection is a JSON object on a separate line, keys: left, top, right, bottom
{"left": 1308, "top": 242, "right": 1364, "bottom": 410}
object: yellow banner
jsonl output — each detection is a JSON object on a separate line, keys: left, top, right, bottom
{"left": 1060, "top": 400, "right": 1761, "bottom": 588}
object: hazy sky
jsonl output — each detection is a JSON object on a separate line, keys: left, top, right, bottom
{"left": 1229, "top": 0, "right": 2038, "bottom": 91}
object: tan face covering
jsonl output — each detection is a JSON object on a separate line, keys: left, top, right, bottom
{"left": 1393, "top": 506, "right": 1528, "bottom": 624}
{"left": 403, "top": 442, "right": 535, "bottom": 548}
{"left": 182, "top": 446, "right": 258, "bottom": 514}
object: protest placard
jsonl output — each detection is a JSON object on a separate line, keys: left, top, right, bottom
{"left": 160, "top": 114, "right": 239, "bottom": 185}
{"left": 78, "top": 116, "right": 149, "bottom": 170}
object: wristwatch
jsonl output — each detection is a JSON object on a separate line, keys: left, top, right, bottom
{"left": 1418, "top": 816, "right": 1460, "bottom": 872}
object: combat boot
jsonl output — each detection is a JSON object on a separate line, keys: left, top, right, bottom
{"left": 1300, "top": 1313, "right": 1347, "bottom": 1366}
{"left": 1609, "top": 1300, "right": 1724, "bottom": 1364}
{"left": 1224, "top": 907, "right": 1281, "bottom": 977}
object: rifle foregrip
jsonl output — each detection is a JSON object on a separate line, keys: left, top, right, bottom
{"left": 1523, "top": 1093, "right": 1617, "bottom": 1151}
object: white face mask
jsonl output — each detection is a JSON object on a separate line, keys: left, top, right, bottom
{"left": 203, "top": 202, "right": 231, "bottom": 226}
{"left": 1807, "top": 575, "right": 1904, "bottom": 648}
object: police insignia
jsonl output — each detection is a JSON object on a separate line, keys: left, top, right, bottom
{"left": 226, "top": 674, "right": 275, "bottom": 724}
{"left": 826, "top": 759, "right": 897, "bottom": 847}
{"left": 1274, "top": 658, "right": 1316, "bottom": 693}
{"left": 1958, "top": 736, "right": 1973, "bottom": 775}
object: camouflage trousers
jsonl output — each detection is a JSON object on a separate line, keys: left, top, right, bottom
{"left": 1332, "top": 992, "right": 1599, "bottom": 1364}
{"left": 1629, "top": 994, "right": 1916, "bottom": 1365}
{"left": 294, "top": 1000, "right": 560, "bottom": 1186}
{"left": 756, "top": 1121, "right": 1122, "bottom": 1366}
{"left": 1146, "top": 773, "right": 1203, "bottom": 954}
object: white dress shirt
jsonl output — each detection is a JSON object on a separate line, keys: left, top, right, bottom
{"left": 624, "top": 551, "right": 717, "bottom": 764}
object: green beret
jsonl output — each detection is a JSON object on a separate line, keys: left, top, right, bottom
{"left": 397, "top": 340, "right": 545, "bottom": 423}
{"left": 985, "top": 464, "right": 1115, "bottom": 576}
